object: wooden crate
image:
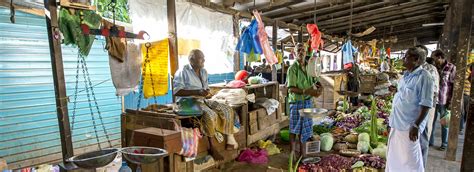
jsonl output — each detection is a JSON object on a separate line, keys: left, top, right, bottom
{"left": 133, "top": 127, "right": 182, "bottom": 154}
{"left": 360, "top": 74, "right": 377, "bottom": 94}
{"left": 315, "top": 73, "right": 346, "bottom": 108}
{"left": 249, "top": 109, "right": 259, "bottom": 134}
{"left": 257, "top": 108, "right": 270, "bottom": 130}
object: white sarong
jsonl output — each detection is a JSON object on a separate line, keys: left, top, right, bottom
{"left": 426, "top": 107, "right": 436, "bottom": 140}
{"left": 386, "top": 128, "right": 424, "bottom": 172}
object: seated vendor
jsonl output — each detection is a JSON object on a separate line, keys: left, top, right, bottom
{"left": 287, "top": 43, "right": 323, "bottom": 156}
{"left": 173, "top": 49, "right": 238, "bottom": 161}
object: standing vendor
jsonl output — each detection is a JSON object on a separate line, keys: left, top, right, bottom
{"left": 287, "top": 43, "right": 322, "bottom": 155}
{"left": 173, "top": 49, "right": 238, "bottom": 161}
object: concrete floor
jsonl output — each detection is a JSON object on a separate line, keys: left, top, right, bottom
{"left": 205, "top": 125, "right": 465, "bottom": 172}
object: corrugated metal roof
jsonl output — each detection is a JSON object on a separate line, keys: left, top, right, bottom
{"left": 0, "top": 7, "right": 121, "bottom": 169}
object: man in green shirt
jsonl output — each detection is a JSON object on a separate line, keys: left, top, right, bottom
{"left": 287, "top": 43, "right": 322, "bottom": 155}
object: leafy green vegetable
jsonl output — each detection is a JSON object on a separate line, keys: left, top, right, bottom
{"left": 370, "top": 99, "right": 379, "bottom": 147}
{"left": 313, "top": 125, "right": 334, "bottom": 135}
{"left": 358, "top": 133, "right": 370, "bottom": 142}
{"left": 372, "top": 146, "right": 387, "bottom": 159}
{"left": 357, "top": 141, "right": 370, "bottom": 153}
{"left": 351, "top": 161, "right": 364, "bottom": 169}
{"left": 96, "top": 0, "right": 130, "bottom": 23}
{"left": 320, "top": 133, "right": 334, "bottom": 152}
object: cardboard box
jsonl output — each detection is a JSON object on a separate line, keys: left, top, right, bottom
{"left": 133, "top": 127, "right": 182, "bottom": 154}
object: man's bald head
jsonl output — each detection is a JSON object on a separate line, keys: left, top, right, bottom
{"left": 188, "top": 49, "right": 205, "bottom": 69}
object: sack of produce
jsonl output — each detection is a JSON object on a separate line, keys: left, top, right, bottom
{"left": 344, "top": 133, "right": 359, "bottom": 143}
{"left": 346, "top": 142, "right": 357, "bottom": 149}
{"left": 333, "top": 143, "right": 348, "bottom": 151}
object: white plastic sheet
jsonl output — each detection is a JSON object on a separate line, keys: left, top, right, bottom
{"left": 176, "top": 2, "right": 235, "bottom": 74}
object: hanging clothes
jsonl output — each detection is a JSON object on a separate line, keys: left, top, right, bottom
{"left": 235, "top": 20, "right": 263, "bottom": 55}
{"left": 176, "top": 126, "right": 202, "bottom": 158}
{"left": 386, "top": 47, "right": 391, "bottom": 63}
{"left": 342, "top": 40, "right": 357, "bottom": 65}
{"left": 380, "top": 45, "right": 386, "bottom": 61}
{"left": 276, "top": 50, "right": 283, "bottom": 64}
{"left": 368, "top": 39, "right": 377, "bottom": 57}
{"left": 59, "top": 8, "right": 101, "bottom": 56}
{"left": 103, "top": 19, "right": 127, "bottom": 62}
{"left": 306, "top": 24, "right": 324, "bottom": 52}
{"left": 253, "top": 10, "right": 278, "bottom": 65}
{"left": 109, "top": 42, "right": 142, "bottom": 96}
{"left": 141, "top": 39, "right": 169, "bottom": 98}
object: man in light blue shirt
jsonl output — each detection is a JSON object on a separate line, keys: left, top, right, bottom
{"left": 173, "top": 50, "right": 210, "bottom": 100}
{"left": 386, "top": 47, "right": 434, "bottom": 172}
{"left": 173, "top": 49, "right": 238, "bottom": 161}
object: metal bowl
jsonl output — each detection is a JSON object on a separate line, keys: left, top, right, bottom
{"left": 67, "top": 148, "right": 119, "bottom": 169}
{"left": 299, "top": 108, "right": 328, "bottom": 118}
{"left": 121, "top": 146, "right": 168, "bottom": 165}
{"left": 301, "top": 157, "right": 321, "bottom": 164}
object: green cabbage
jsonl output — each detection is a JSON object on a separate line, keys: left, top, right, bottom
{"left": 357, "top": 141, "right": 370, "bottom": 153}
{"left": 358, "top": 133, "right": 370, "bottom": 142}
{"left": 372, "top": 146, "right": 387, "bottom": 159}
{"left": 320, "top": 133, "right": 334, "bottom": 152}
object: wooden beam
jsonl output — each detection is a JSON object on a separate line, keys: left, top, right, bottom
{"left": 264, "top": 1, "right": 332, "bottom": 19}
{"left": 272, "top": 20, "right": 278, "bottom": 82}
{"left": 278, "top": 2, "right": 364, "bottom": 23}
{"left": 446, "top": 0, "right": 472, "bottom": 161}
{"left": 168, "top": 0, "right": 179, "bottom": 77}
{"left": 324, "top": 12, "right": 444, "bottom": 33}
{"left": 301, "top": 2, "right": 397, "bottom": 26}
{"left": 360, "top": 21, "right": 443, "bottom": 41}
{"left": 0, "top": 0, "right": 44, "bottom": 16}
{"left": 260, "top": 0, "right": 305, "bottom": 13}
{"left": 308, "top": 2, "right": 422, "bottom": 27}
{"left": 43, "top": 0, "right": 74, "bottom": 162}
{"left": 233, "top": 15, "right": 241, "bottom": 72}
{"left": 320, "top": 3, "right": 443, "bottom": 30}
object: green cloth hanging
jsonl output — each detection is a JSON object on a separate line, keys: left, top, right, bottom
{"left": 247, "top": 48, "right": 261, "bottom": 62}
{"left": 59, "top": 8, "right": 101, "bottom": 56}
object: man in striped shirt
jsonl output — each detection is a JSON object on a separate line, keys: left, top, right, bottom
{"left": 429, "top": 50, "right": 456, "bottom": 151}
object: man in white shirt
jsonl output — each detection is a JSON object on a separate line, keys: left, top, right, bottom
{"left": 416, "top": 45, "right": 439, "bottom": 168}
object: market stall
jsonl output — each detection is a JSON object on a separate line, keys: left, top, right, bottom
{"left": 3, "top": 0, "right": 474, "bottom": 171}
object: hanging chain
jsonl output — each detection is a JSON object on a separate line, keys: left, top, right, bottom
{"left": 136, "top": 42, "right": 158, "bottom": 111}
{"left": 81, "top": 55, "right": 113, "bottom": 148}
{"left": 70, "top": 54, "right": 81, "bottom": 132}
{"left": 145, "top": 43, "right": 159, "bottom": 105}
{"left": 79, "top": 55, "right": 102, "bottom": 150}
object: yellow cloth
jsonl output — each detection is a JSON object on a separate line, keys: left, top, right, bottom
{"left": 276, "top": 50, "right": 283, "bottom": 64}
{"left": 465, "top": 65, "right": 471, "bottom": 95}
{"left": 178, "top": 38, "right": 201, "bottom": 55}
{"left": 141, "top": 40, "right": 169, "bottom": 98}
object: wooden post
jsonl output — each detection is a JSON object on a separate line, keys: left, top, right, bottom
{"left": 272, "top": 20, "right": 278, "bottom": 82}
{"left": 43, "top": 0, "right": 74, "bottom": 162}
{"left": 280, "top": 41, "right": 285, "bottom": 83}
{"left": 461, "top": 56, "right": 474, "bottom": 171}
{"left": 446, "top": 0, "right": 472, "bottom": 161}
{"left": 233, "top": 15, "right": 241, "bottom": 72}
{"left": 297, "top": 27, "right": 303, "bottom": 43}
{"left": 168, "top": 0, "right": 178, "bottom": 76}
